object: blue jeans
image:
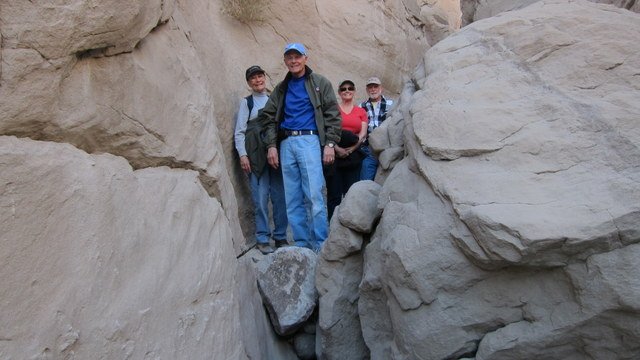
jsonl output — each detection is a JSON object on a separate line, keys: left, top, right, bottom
{"left": 250, "top": 166, "right": 288, "bottom": 244}
{"left": 280, "top": 135, "right": 328, "bottom": 250}
{"left": 360, "top": 145, "right": 378, "bottom": 181}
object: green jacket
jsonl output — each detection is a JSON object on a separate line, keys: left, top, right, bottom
{"left": 261, "top": 66, "right": 341, "bottom": 148}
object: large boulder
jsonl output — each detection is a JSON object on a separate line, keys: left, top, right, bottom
{"left": 0, "top": 136, "right": 245, "bottom": 359}
{"left": 316, "top": 214, "right": 368, "bottom": 360}
{"left": 337, "top": 181, "right": 383, "bottom": 235}
{"left": 360, "top": 0, "right": 640, "bottom": 358}
{"left": 256, "top": 247, "right": 319, "bottom": 336}
{"left": 414, "top": 0, "right": 640, "bottom": 267}
{"left": 463, "top": 0, "right": 639, "bottom": 25}
{"left": 0, "top": 0, "right": 245, "bottom": 254}
{"left": 0, "top": 0, "right": 473, "bottom": 358}
{"left": 236, "top": 253, "right": 299, "bottom": 360}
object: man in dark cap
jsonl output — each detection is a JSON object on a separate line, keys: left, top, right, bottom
{"left": 234, "top": 65, "right": 288, "bottom": 254}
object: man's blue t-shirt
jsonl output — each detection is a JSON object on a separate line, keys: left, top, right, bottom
{"left": 281, "top": 75, "right": 317, "bottom": 131}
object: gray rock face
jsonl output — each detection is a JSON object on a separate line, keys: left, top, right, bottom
{"left": 316, "top": 215, "right": 368, "bottom": 360}
{"left": 464, "top": 0, "right": 639, "bottom": 24}
{"left": 256, "top": 247, "right": 319, "bottom": 336}
{"left": 237, "top": 253, "right": 299, "bottom": 360}
{"left": 0, "top": 0, "right": 470, "bottom": 359}
{"left": 415, "top": 0, "right": 640, "bottom": 268}
{"left": 0, "top": 136, "right": 245, "bottom": 359}
{"left": 294, "top": 332, "right": 317, "bottom": 360}
{"left": 337, "top": 181, "right": 383, "bottom": 234}
{"left": 359, "top": 1, "right": 640, "bottom": 359}
{"left": 0, "top": 0, "right": 246, "bottom": 254}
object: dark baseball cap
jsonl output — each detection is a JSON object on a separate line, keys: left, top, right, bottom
{"left": 245, "top": 65, "right": 265, "bottom": 81}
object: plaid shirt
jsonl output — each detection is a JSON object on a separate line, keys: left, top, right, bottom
{"left": 360, "top": 96, "right": 394, "bottom": 133}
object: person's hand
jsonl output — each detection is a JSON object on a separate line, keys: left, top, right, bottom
{"left": 267, "top": 147, "right": 279, "bottom": 169}
{"left": 323, "top": 145, "right": 335, "bottom": 165}
{"left": 335, "top": 146, "right": 348, "bottom": 158}
{"left": 239, "top": 155, "right": 251, "bottom": 174}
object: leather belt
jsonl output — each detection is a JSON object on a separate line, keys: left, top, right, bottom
{"left": 283, "top": 130, "right": 316, "bottom": 136}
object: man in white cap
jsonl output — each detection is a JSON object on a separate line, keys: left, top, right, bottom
{"left": 359, "top": 76, "right": 394, "bottom": 181}
{"left": 260, "top": 42, "right": 341, "bottom": 252}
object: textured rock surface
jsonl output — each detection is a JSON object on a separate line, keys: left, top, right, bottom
{"left": 463, "top": 0, "right": 639, "bottom": 24}
{"left": 414, "top": 0, "right": 640, "bottom": 268}
{"left": 256, "top": 247, "right": 319, "bottom": 336}
{"left": 0, "top": 136, "right": 244, "bottom": 359}
{"left": 237, "top": 252, "right": 299, "bottom": 360}
{"left": 293, "top": 332, "right": 317, "bottom": 360}
{"left": 360, "top": 1, "right": 640, "bottom": 359}
{"left": 184, "top": 0, "right": 461, "bottom": 242}
{"left": 337, "top": 181, "right": 383, "bottom": 234}
{"left": 8, "top": 0, "right": 639, "bottom": 358}
{"left": 0, "top": 0, "right": 246, "bottom": 254}
{"left": 0, "top": 0, "right": 459, "bottom": 252}
{"left": 316, "top": 215, "right": 368, "bottom": 360}
{"left": 0, "top": 0, "right": 467, "bottom": 358}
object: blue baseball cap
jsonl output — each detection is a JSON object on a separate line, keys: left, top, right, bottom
{"left": 284, "top": 43, "right": 307, "bottom": 56}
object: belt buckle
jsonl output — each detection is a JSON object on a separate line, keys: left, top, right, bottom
{"left": 292, "top": 130, "right": 300, "bottom": 136}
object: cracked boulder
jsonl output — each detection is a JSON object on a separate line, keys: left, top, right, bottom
{"left": 337, "top": 180, "right": 383, "bottom": 235}
{"left": 0, "top": 136, "right": 244, "bottom": 359}
{"left": 413, "top": 0, "right": 640, "bottom": 268}
{"left": 256, "top": 247, "right": 319, "bottom": 336}
{"left": 0, "top": 1, "right": 244, "bottom": 253}
{"left": 462, "top": 0, "right": 639, "bottom": 25}
{"left": 360, "top": 1, "right": 640, "bottom": 359}
{"left": 316, "top": 214, "right": 368, "bottom": 360}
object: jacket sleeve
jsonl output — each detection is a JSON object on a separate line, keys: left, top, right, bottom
{"left": 234, "top": 98, "right": 249, "bottom": 157}
{"left": 260, "top": 86, "right": 280, "bottom": 148}
{"left": 319, "top": 78, "right": 342, "bottom": 145}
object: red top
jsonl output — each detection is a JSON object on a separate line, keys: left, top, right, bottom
{"left": 339, "top": 106, "right": 368, "bottom": 134}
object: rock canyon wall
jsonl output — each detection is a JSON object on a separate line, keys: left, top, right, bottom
{"left": 321, "top": 0, "right": 639, "bottom": 359}
{"left": 0, "top": 0, "right": 452, "bottom": 358}
{"left": 2, "top": 0, "right": 639, "bottom": 359}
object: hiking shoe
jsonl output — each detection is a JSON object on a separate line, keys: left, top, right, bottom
{"left": 256, "top": 243, "right": 274, "bottom": 254}
{"left": 274, "top": 239, "right": 291, "bottom": 248}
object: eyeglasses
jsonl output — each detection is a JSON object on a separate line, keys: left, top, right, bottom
{"left": 339, "top": 86, "right": 355, "bottom": 92}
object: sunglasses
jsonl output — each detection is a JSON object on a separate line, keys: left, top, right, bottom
{"left": 339, "top": 86, "right": 355, "bottom": 92}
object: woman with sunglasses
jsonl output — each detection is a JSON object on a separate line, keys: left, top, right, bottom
{"left": 324, "top": 79, "right": 369, "bottom": 219}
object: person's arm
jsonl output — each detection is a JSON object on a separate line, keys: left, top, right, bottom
{"left": 357, "top": 107, "right": 369, "bottom": 142}
{"left": 234, "top": 98, "right": 251, "bottom": 173}
{"left": 335, "top": 145, "right": 348, "bottom": 158}
{"left": 346, "top": 122, "right": 368, "bottom": 154}
{"left": 261, "top": 86, "right": 280, "bottom": 169}
{"left": 342, "top": 124, "right": 367, "bottom": 156}
{"left": 318, "top": 78, "right": 341, "bottom": 165}
{"left": 320, "top": 79, "right": 341, "bottom": 146}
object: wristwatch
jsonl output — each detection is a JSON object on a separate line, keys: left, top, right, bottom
{"left": 326, "top": 142, "right": 335, "bottom": 148}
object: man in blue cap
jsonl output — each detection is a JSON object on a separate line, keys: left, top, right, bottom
{"left": 260, "top": 42, "right": 341, "bottom": 252}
